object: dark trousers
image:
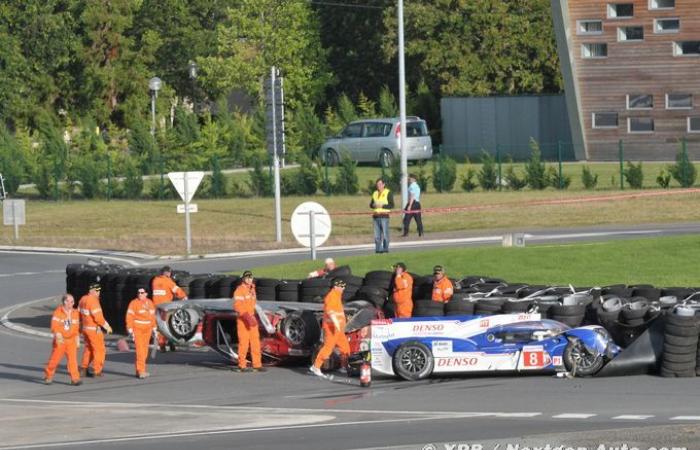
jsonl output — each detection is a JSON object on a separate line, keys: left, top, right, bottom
{"left": 403, "top": 201, "right": 423, "bottom": 236}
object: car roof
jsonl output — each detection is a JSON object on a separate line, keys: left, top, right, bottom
{"left": 348, "top": 117, "right": 423, "bottom": 125}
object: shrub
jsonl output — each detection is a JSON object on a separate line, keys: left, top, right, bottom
{"left": 415, "top": 162, "right": 431, "bottom": 193}
{"left": 247, "top": 159, "right": 272, "bottom": 197}
{"left": 623, "top": 161, "right": 644, "bottom": 189}
{"left": 547, "top": 166, "right": 571, "bottom": 190}
{"left": 296, "top": 155, "right": 321, "bottom": 195}
{"left": 123, "top": 159, "right": 144, "bottom": 199}
{"left": 524, "top": 138, "right": 547, "bottom": 190}
{"left": 75, "top": 157, "right": 102, "bottom": 199}
{"left": 334, "top": 153, "right": 359, "bottom": 195}
{"left": 477, "top": 151, "right": 498, "bottom": 191}
{"left": 656, "top": 167, "right": 671, "bottom": 189}
{"left": 504, "top": 165, "right": 527, "bottom": 191}
{"left": 209, "top": 157, "right": 227, "bottom": 198}
{"left": 670, "top": 149, "right": 697, "bottom": 188}
{"left": 581, "top": 165, "right": 598, "bottom": 190}
{"left": 35, "top": 161, "right": 55, "bottom": 199}
{"left": 461, "top": 168, "right": 478, "bottom": 192}
{"left": 432, "top": 155, "right": 457, "bottom": 192}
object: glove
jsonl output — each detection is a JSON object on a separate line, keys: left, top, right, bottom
{"left": 240, "top": 312, "right": 258, "bottom": 329}
{"left": 103, "top": 323, "right": 113, "bottom": 335}
{"left": 55, "top": 334, "right": 64, "bottom": 344}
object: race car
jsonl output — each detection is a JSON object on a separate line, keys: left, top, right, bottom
{"left": 156, "top": 298, "right": 382, "bottom": 366}
{"left": 370, "top": 313, "right": 621, "bottom": 380}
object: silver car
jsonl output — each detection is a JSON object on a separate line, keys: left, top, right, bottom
{"left": 319, "top": 117, "right": 433, "bottom": 167}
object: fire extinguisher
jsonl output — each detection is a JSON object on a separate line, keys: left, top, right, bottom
{"left": 360, "top": 354, "right": 371, "bottom": 388}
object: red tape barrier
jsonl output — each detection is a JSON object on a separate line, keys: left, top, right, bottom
{"left": 331, "top": 188, "right": 700, "bottom": 217}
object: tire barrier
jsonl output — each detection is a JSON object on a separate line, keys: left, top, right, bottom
{"left": 661, "top": 306, "right": 699, "bottom": 378}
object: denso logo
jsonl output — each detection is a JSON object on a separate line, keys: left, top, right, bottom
{"left": 437, "top": 357, "right": 478, "bottom": 367}
{"left": 412, "top": 323, "right": 444, "bottom": 333}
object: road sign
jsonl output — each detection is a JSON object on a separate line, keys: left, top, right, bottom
{"left": 167, "top": 171, "right": 204, "bottom": 203}
{"left": 3, "top": 199, "right": 25, "bottom": 225}
{"left": 177, "top": 203, "right": 198, "bottom": 214}
{"left": 291, "top": 202, "right": 331, "bottom": 260}
{"left": 265, "top": 67, "right": 285, "bottom": 157}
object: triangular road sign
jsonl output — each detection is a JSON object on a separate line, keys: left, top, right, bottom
{"left": 167, "top": 171, "right": 204, "bottom": 203}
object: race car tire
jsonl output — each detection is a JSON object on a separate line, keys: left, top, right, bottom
{"left": 501, "top": 299, "right": 533, "bottom": 313}
{"left": 445, "top": 297, "right": 475, "bottom": 315}
{"left": 413, "top": 299, "right": 445, "bottom": 317}
{"left": 663, "top": 334, "right": 699, "bottom": 346}
{"left": 325, "top": 265, "right": 351, "bottom": 278}
{"left": 167, "top": 307, "right": 199, "bottom": 341}
{"left": 663, "top": 342, "right": 698, "bottom": 355}
{"left": 392, "top": 341, "right": 435, "bottom": 381}
{"left": 664, "top": 313, "right": 699, "bottom": 328}
{"left": 660, "top": 367, "right": 696, "bottom": 378}
{"left": 563, "top": 340, "right": 604, "bottom": 377}
{"left": 662, "top": 352, "right": 697, "bottom": 364}
{"left": 282, "top": 310, "right": 320, "bottom": 347}
{"left": 661, "top": 360, "right": 696, "bottom": 372}
{"left": 363, "top": 270, "right": 394, "bottom": 286}
{"left": 595, "top": 308, "right": 621, "bottom": 329}
{"left": 664, "top": 323, "right": 700, "bottom": 337}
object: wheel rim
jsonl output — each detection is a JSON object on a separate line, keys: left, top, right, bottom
{"left": 381, "top": 152, "right": 392, "bottom": 167}
{"left": 285, "top": 316, "right": 306, "bottom": 345}
{"left": 170, "top": 309, "right": 193, "bottom": 337}
{"left": 569, "top": 345, "right": 599, "bottom": 370}
{"left": 399, "top": 346, "right": 428, "bottom": 374}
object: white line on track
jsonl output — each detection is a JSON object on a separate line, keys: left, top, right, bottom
{"left": 552, "top": 413, "right": 597, "bottom": 419}
{"left": 0, "top": 250, "right": 141, "bottom": 266}
{"left": 0, "top": 270, "right": 64, "bottom": 278}
{"left": 670, "top": 416, "right": 700, "bottom": 421}
{"left": 612, "top": 415, "right": 655, "bottom": 420}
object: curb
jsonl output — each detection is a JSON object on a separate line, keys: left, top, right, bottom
{"left": 0, "top": 297, "right": 56, "bottom": 339}
{"left": 0, "top": 246, "right": 152, "bottom": 264}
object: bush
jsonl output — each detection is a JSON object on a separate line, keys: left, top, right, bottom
{"left": 146, "top": 178, "right": 177, "bottom": 200}
{"left": 432, "top": 155, "right": 457, "bottom": 192}
{"left": 296, "top": 155, "right": 321, "bottom": 195}
{"left": 624, "top": 161, "right": 644, "bottom": 189}
{"left": 334, "top": 153, "right": 359, "bottom": 195}
{"left": 0, "top": 125, "right": 27, "bottom": 195}
{"left": 656, "top": 167, "right": 671, "bottom": 189}
{"left": 547, "top": 166, "right": 571, "bottom": 190}
{"left": 524, "top": 138, "right": 548, "bottom": 190}
{"left": 122, "top": 159, "right": 144, "bottom": 199}
{"left": 670, "top": 149, "right": 697, "bottom": 188}
{"left": 461, "top": 168, "right": 478, "bottom": 192}
{"left": 415, "top": 162, "right": 431, "bottom": 193}
{"left": 209, "top": 157, "right": 227, "bottom": 198}
{"left": 75, "top": 157, "right": 102, "bottom": 199}
{"left": 504, "top": 165, "right": 526, "bottom": 191}
{"left": 581, "top": 165, "right": 598, "bottom": 190}
{"left": 477, "top": 151, "right": 498, "bottom": 191}
{"left": 247, "top": 159, "right": 272, "bottom": 197}
{"left": 35, "top": 161, "right": 56, "bottom": 199}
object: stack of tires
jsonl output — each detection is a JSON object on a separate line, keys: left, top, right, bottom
{"left": 332, "top": 275, "right": 363, "bottom": 301}
{"left": 353, "top": 271, "right": 392, "bottom": 309}
{"left": 444, "top": 292, "right": 475, "bottom": 316}
{"left": 187, "top": 275, "right": 211, "bottom": 299}
{"left": 300, "top": 278, "right": 331, "bottom": 303}
{"left": 413, "top": 299, "right": 444, "bottom": 317}
{"left": 277, "top": 280, "right": 301, "bottom": 302}
{"left": 661, "top": 306, "right": 699, "bottom": 378}
{"left": 255, "top": 278, "right": 280, "bottom": 301}
{"left": 474, "top": 298, "right": 505, "bottom": 316}
{"left": 214, "top": 276, "right": 239, "bottom": 299}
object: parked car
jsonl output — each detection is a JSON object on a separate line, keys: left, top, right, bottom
{"left": 318, "top": 117, "right": 433, "bottom": 167}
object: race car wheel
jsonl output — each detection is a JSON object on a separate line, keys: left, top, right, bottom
{"left": 563, "top": 340, "right": 604, "bottom": 377}
{"left": 392, "top": 341, "right": 434, "bottom": 381}
{"left": 168, "top": 308, "right": 198, "bottom": 341}
{"left": 282, "top": 311, "right": 320, "bottom": 347}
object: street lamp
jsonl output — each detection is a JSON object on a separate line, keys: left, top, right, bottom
{"left": 398, "top": 0, "right": 408, "bottom": 209}
{"left": 188, "top": 61, "right": 198, "bottom": 112}
{"left": 149, "top": 76, "right": 162, "bottom": 136}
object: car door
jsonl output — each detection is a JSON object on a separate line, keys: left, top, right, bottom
{"left": 337, "top": 123, "right": 363, "bottom": 161}
{"left": 359, "top": 122, "right": 391, "bottom": 162}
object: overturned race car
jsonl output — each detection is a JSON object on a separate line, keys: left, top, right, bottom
{"left": 371, "top": 313, "right": 621, "bottom": 381}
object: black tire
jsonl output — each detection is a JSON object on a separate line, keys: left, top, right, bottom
{"left": 445, "top": 298, "right": 476, "bottom": 315}
{"left": 363, "top": 271, "right": 394, "bottom": 289}
{"left": 563, "top": 340, "right": 604, "bottom": 377}
{"left": 413, "top": 299, "right": 445, "bottom": 317}
{"left": 662, "top": 352, "right": 697, "bottom": 364}
{"left": 282, "top": 311, "right": 320, "bottom": 347}
{"left": 665, "top": 314, "right": 699, "bottom": 328}
{"left": 549, "top": 304, "right": 586, "bottom": 317}
{"left": 631, "top": 287, "right": 660, "bottom": 302}
{"left": 502, "top": 300, "right": 533, "bottom": 313}
{"left": 379, "top": 149, "right": 394, "bottom": 168}
{"left": 596, "top": 308, "right": 621, "bottom": 328}
{"left": 333, "top": 275, "right": 363, "bottom": 287}
{"left": 663, "top": 342, "right": 698, "bottom": 355}
{"left": 325, "top": 265, "right": 351, "bottom": 278}
{"left": 660, "top": 367, "right": 696, "bottom": 378}
{"left": 663, "top": 334, "right": 699, "bottom": 346}
{"left": 167, "top": 308, "right": 199, "bottom": 341}
{"left": 664, "top": 323, "right": 700, "bottom": 337}
{"left": 277, "top": 291, "right": 300, "bottom": 302}
{"left": 661, "top": 360, "right": 697, "bottom": 372}
{"left": 392, "top": 341, "right": 434, "bottom": 381}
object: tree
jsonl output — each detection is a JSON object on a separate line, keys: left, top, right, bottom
{"left": 198, "top": 0, "right": 332, "bottom": 109}
{"left": 525, "top": 138, "right": 548, "bottom": 190}
{"left": 0, "top": 125, "right": 27, "bottom": 195}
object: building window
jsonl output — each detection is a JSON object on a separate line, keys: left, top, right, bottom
{"left": 654, "top": 18, "right": 680, "bottom": 33}
{"left": 627, "top": 94, "right": 653, "bottom": 109}
{"left": 689, "top": 118, "right": 700, "bottom": 133}
{"left": 628, "top": 118, "right": 654, "bottom": 133}
{"left": 666, "top": 93, "right": 693, "bottom": 109}
{"left": 674, "top": 41, "right": 700, "bottom": 56}
{"left": 593, "top": 113, "right": 619, "bottom": 129}
{"left": 618, "top": 26, "right": 644, "bottom": 41}
{"left": 608, "top": 3, "right": 634, "bottom": 18}
{"left": 649, "top": 0, "right": 674, "bottom": 9}
{"left": 578, "top": 20, "right": 603, "bottom": 35}
{"left": 582, "top": 43, "right": 608, "bottom": 58}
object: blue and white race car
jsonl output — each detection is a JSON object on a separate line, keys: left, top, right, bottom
{"left": 370, "top": 313, "right": 621, "bottom": 380}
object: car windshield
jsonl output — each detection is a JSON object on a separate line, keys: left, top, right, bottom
{"left": 406, "top": 121, "right": 428, "bottom": 137}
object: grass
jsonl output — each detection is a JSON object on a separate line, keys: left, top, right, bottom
{"left": 2, "top": 187, "right": 700, "bottom": 254}
{"left": 249, "top": 234, "right": 700, "bottom": 287}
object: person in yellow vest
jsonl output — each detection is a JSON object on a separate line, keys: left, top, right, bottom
{"left": 369, "top": 178, "right": 394, "bottom": 253}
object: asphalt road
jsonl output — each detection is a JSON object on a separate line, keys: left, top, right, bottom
{"left": 1, "top": 224, "right": 700, "bottom": 450}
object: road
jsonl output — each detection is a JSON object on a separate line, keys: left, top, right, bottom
{"left": 1, "top": 224, "right": 699, "bottom": 450}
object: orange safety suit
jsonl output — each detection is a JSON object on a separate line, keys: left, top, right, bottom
{"left": 44, "top": 305, "right": 81, "bottom": 383}
{"left": 152, "top": 275, "right": 186, "bottom": 347}
{"left": 392, "top": 272, "right": 414, "bottom": 318}
{"left": 313, "top": 287, "right": 350, "bottom": 369}
{"left": 432, "top": 277, "right": 454, "bottom": 303}
{"left": 126, "top": 297, "right": 157, "bottom": 376}
{"left": 79, "top": 293, "right": 108, "bottom": 375}
{"left": 233, "top": 283, "right": 262, "bottom": 369}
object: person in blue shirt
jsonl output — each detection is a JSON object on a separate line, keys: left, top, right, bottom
{"left": 402, "top": 174, "right": 424, "bottom": 237}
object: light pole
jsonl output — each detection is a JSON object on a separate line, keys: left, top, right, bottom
{"left": 398, "top": 0, "right": 408, "bottom": 209}
{"left": 188, "top": 61, "right": 197, "bottom": 112}
{"left": 149, "top": 76, "right": 162, "bottom": 136}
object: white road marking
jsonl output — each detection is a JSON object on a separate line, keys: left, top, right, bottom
{"left": 612, "top": 415, "right": 654, "bottom": 420}
{"left": 670, "top": 416, "right": 700, "bottom": 421}
{"left": 493, "top": 412, "right": 542, "bottom": 418}
{"left": 552, "top": 413, "right": 597, "bottom": 419}
{"left": 0, "top": 250, "right": 141, "bottom": 265}
{"left": 0, "top": 270, "right": 64, "bottom": 278}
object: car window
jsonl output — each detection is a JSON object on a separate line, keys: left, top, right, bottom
{"left": 342, "top": 123, "right": 362, "bottom": 138}
{"left": 406, "top": 121, "right": 428, "bottom": 137}
{"left": 364, "top": 123, "right": 391, "bottom": 137}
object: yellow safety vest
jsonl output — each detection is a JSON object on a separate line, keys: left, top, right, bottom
{"left": 372, "top": 189, "right": 391, "bottom": 214}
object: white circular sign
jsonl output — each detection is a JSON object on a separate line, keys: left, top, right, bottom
{"left": 290, "top": 202, "right": 332, "bottom": 248}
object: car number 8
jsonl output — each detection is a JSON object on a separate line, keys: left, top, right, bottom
{"left": 524, "top": 350, "right": 544, "bottom": 367}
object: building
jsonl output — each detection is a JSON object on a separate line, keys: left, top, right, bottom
{"left": 440, "top": 95, "right": 576, "bottom": 161}
{"left": 551, "top": 0, "right": 700, "bottom": 160}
